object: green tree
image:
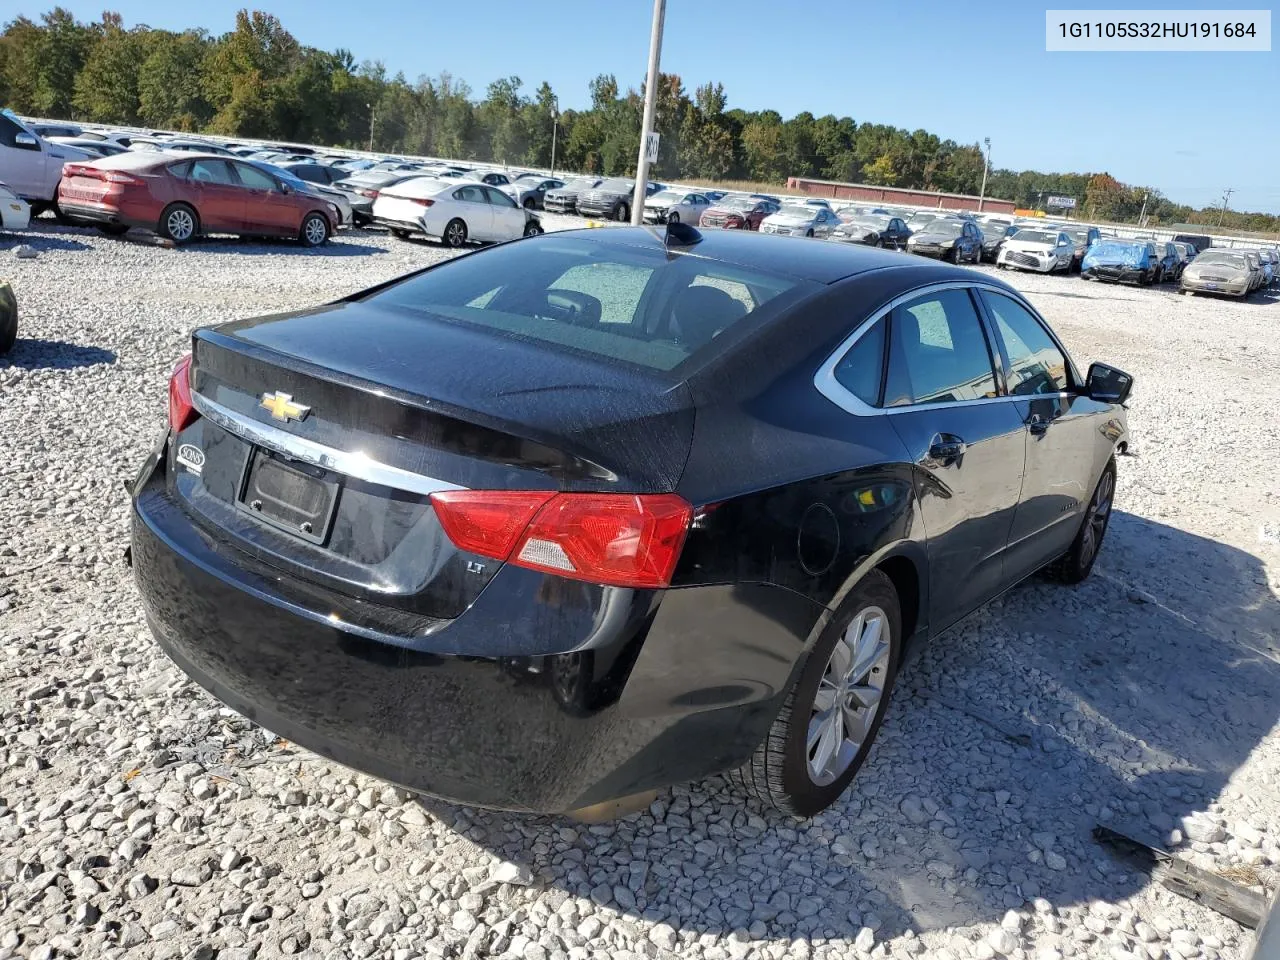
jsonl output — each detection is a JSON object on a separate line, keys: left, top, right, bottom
{"left": 863, "top": 154, "right": 899, "bottom": 186}
{"left": 137, "top": 30, "right": 213, "bottom": 130}
{"left": 31, "top": 7, "right": 96, "bottom": 117}
{"left": 74, "top": 14, "right": 145, "bottom": 123}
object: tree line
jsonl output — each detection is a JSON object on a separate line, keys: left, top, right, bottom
{"left": 2, "top": 8, "right": 1275, "bottom": 234}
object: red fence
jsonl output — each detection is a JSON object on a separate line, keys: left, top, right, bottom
{"left": 786, "top": 177, "right": 1017, "bottom": 214}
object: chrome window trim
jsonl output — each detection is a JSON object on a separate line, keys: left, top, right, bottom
{"left": 813, "top": 280, "right": 1075, "bottom": 417}
{"left": 191, "top": 393, "right": 465, "bottom": 496}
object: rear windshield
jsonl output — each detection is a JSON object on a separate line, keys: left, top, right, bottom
{"left": 361, "top": 236, "right": 812, "bottom": 372}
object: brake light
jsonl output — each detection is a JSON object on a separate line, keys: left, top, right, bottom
{"left": 409, "top": 198, "right": 435, "bottom": 208}
{"left": 101, "top": 170, "right": 141, "bottom": 185}
{"left": 358, "top": 189, "right": 379, "bottom": 199}
{"left": 167, "top": 353, "right": 197, "bottom": 432}
{"left": 430, "top": 491, "right": 693, "bottom": 589}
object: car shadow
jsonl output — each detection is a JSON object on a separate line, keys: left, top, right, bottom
{"left": 414, "top": 511, "right": 1279, "bottom": 944}
{"left": 178, "top": 236, "right": 389, "bottom": 256}
{"left": 0, "top": 233, "right": 92, "bottom": 253}
{"left": 1, "top": 339, "right": 117, "bottom": 369}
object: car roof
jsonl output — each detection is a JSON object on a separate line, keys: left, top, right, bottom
{"left": 573, "top": 226, "right": 983, "bottom": 285}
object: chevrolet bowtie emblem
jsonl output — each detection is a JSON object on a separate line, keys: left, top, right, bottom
{"left": 259, "top": 391, "right": 311, "bottom": 423}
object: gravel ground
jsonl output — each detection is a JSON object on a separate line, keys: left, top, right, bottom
{"left": 1, "top": 220, "right": 1278, "bottom": 960}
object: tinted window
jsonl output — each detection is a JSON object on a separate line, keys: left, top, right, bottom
{"left": 984, "top": 292, "right": 1070, "bottom": 395}
{"left": 189, "top": 160, "right": 237, "bottom": 185}
{"left": 0, "top": 114, "right": 27, "bottom": 147}
{"left": 484, "top": 186, "right": 517, "bottom": 208}
{"left": 362, "top": 235, "right": 808, "bottom": 371}
{"left": 166, "top": 160, "right": 193, "bottom": 178}
{"left": 454, "top": 185, "right": 485, "bottom": 203}
{"left": 235, "top": 164, "right": 278, "bottom": 191}
{"left": 290, "top": 165, "right": 324, "bottom": 183}
{"left": 884, "top": 290, "right": 997, "bottom": 406}
{"left": 833, "top": 318, "right": 886, "bottom": 407}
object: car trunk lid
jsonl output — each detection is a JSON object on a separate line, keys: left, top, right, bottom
{"left": 174, "top": 301, "right": 695, "bottom": 620}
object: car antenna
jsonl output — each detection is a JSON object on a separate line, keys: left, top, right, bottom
{"left": 664, "top": 220, "right": 702, "bottom": 247}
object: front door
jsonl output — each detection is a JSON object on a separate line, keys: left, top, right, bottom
{"left": 977, "top": 289, "right": 1097, "bottom": 579}
{"left": 483, "top": 186, "right": 526, "bottom": 241}
{"left": 232, "top": 162, "right": 300, "bottom": 236}
{"left": 186, "top": 159, "right": 245, "bottom": 232}
{"left": 882, "top": 288, "right": 1026, "bottom": 631}
{"left": 0, "top": 114, "right": 48, "bottom": 200}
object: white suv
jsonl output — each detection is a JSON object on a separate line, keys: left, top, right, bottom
{"left": 0, "top": 110, "right": 93, "bottom": 214}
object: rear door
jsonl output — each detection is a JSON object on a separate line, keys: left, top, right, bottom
{"left": 186, "top": 159, "right": 244, "bottom": 231}
{"left": 232, "top": 162, "right": 299, "bottom": 236}
{"left": 977, "top": 289, "right": 1096, "bottom": 579}
{"left": 452, "top": 184, "right": 494, "bottom": 239}
{"left": 880, "top": 286, "right": 1026, "bottom": 630}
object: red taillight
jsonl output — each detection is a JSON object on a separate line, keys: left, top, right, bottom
{"left": 430, "top": 491, "right": 693, "bottom": 589}
{"left": 167, "top": 353, "right": 197, "bottom": 432}
{"left": 358, "top": 189, "right": 379, "bottom": 199}
{"left": 101, "top": 170, "right": 141, "bottom": 185}
{"left": 409, "top": 198, "right": 435, "bottom": 208}
{"left": 62, "top": 164, "right": 140, "bottom": 185}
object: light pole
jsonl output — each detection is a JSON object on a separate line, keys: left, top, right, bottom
{"left": 550, "top": 105, "right": 559, "bottom": 178}
{"left": 366, "top": 102, "right": 375, "bottom": 152}
{"left": 1217, "top": 188, "right": 1234, "bottom": 227}
{"left": 1137, "top": 191, "right": 1149, "bottom": 227}
{"left": 631, "top": 0, "right": 666, "bottom": 226}
{"left": 978, "top": 137, "right": 991, "bottom": 212}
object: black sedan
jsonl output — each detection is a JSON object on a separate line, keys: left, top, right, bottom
{"left": 131, "top": 227, "right": 1131, "bottom": 817}
{"left": 907, "top": 217, "right": 985, "bottom": 263}
{"left": 831, "top": 214, "right": 911, "bottom": 249}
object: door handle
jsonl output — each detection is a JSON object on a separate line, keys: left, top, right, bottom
{"left": 1027, "top": 414, "right": 1051, "bottom": 436}
{"left": 925, "top": 433, "right": 966, "bottom": 467}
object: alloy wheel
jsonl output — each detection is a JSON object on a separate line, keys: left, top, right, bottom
{"left": 304, "top": 216, "right": 327, "bottom": 246}
{"left": 807, "top": 606, "right": 891, "bottom": 786}
{"left": 167, "top": 209, "right": 194, "bottom": 242}
{"left": 1079, "top": 469, "right": 1114, "bottom": 568}
{"left": 446, "top": 221, "right": 467, "bottom": 246}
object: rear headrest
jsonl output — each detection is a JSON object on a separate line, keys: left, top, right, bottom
{"left": 669, "top": 284, "right": 747, "bottom": 348}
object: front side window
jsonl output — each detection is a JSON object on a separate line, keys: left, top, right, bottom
{"left": 484, "top": 186, "right": 517, "bottom": 208}
{"left": 983, "top": 292, "right": 1070, "bottom": 395}
{"left": 235, "top": 164, "right": 279, "bottom": 191}
{"left": 884, "top": 290, "right": 997, "bottom": 406}
{"left": 189, "top": 160, "right": 237, "bottom": 186}
{"left": 833, "top": 318, "right": 886, "bottom": 407}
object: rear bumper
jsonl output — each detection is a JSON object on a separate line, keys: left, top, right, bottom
{"left": 57, "top": 200, "right": 133, "bottom": 226}
{"left": 373, "top": 215, "right": 424, "bottom": 234}
{"left": 131, "top": 444, "right": 822, "bottom": 812}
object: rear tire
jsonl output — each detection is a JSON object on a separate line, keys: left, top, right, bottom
{"left": 1047, "top": 459, "right": 1116, "bottom": 584}
{"left": 443, "top": 218, "right": 468, "bottom": 248}
{"left": 731, "top": 569, "right": 901, "bottom": 817}
{"left": 0, "top": 281, "right": 16, "bottom": 356}
{"left": 158, "top": 203, "right": 198, "bottom": 244}
{"left": 299, "top": 212, "right": 330, "bottom": 247}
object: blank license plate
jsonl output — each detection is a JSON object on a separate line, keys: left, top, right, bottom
{"left": 238, "top": 450, "right": 339, "bottom": 544}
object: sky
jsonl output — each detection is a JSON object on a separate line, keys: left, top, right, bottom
{"left": 24, "top": 0, "right": 1279, "bottom": 212}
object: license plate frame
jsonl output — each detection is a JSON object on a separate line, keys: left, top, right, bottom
{"left": 236, "top": 448, "right": 340, "bottom": 545}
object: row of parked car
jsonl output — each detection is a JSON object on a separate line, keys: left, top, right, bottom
{"left": 4, "top": 113, "right": 1277, "bottom": 297}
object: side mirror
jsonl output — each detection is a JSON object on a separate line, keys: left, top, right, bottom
{"left": 278, "top": 182, "right": 292, "bottom": 195}
{"left": 1086, "top": 362, "right": 1133, "bottom": 405}
{"left": 14, "top": 131, "right": 39, "bottom": 149}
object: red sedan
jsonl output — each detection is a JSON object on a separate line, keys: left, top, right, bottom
{"left": 58, "top": 152, "right": 337, "bottom": 246}
{"left": 698, "top": 196, "right": 773, "bottom": 231}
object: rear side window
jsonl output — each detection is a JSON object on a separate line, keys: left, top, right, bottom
{"left": 884, "top": 290, "right": 997, "bottom": 406}
{"left": 983, "top": 292, "right": 1071, "bottom": 395}
{"left": 363, "top": 235, "right": 808, "bottom": 371}
{"left": 833, "top": 318, "right": 886, "bottom": 407}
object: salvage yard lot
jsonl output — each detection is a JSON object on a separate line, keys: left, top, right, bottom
{"left": 1, "top": 222, "right": 1278, "bottom": 960}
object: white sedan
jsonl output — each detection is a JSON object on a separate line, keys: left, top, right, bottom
{"left": 759, "top": 203, "right": 840, "bottom": 239}
{"left": 996, "top": 228, "right": 1074, "bottom": 273}
{"left": 642, "top": 189, "right": 711, "bottom": 225}
{"left": 372, "top": 177, "right": 543, "bottom": 247}
{"left": 0, "top": 182, "right": 31, "bottom": 232}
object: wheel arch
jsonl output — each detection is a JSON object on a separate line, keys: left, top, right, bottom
{"left": 812, "top": 539, "right": 930, "bottom": 654}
